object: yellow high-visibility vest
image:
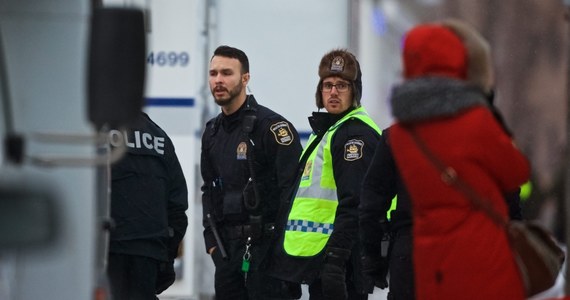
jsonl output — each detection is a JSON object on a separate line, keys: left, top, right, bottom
{"left": 284, "top": 107, "right": 381, "bottom": 256}
{"left": 520, "top": 180, "right": 532, "bottom": 201}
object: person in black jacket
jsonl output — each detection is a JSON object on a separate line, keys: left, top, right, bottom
{"left": 201, "top": 45, "right": 302, "bottom": 300}
{"left": 359, "top": 127, "right": 414, "bottom": 300}
{"left": 107, "top": 112, "right": 188, "bottom": 300}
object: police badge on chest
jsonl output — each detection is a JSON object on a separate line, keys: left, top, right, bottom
{"left": 237, "top": 142, "right": 247, "bottom": 160}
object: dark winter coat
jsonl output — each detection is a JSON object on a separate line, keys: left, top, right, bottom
{"left": 200, "top": 95, "right": 302, "bottom": 265}
{"left": 109, "top": 113, "right": 188, "bottom": 262}
{"left": 270, "top": 107, "right": 379, "bottom": 294}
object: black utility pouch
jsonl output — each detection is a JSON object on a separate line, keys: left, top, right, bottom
{"left": 223, "top": 190, "right": 244, "bottom": 215}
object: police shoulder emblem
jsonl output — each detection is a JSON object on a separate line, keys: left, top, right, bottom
{"left": 270, "top": 121, "right": 294, "bottom": 146}
{"left": 236, "top": 142, "right": 247, "bottom": 160}
{"left": 331, "top": 56, "right": 345, "bottom": 72}
{"left": 344, "top": 139, "right": 364, "bottom": 161}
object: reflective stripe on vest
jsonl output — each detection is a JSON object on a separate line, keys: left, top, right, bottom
{"left": 284, "top": 107, "right": 380, "bottom": 256}
{"left": 387, "top": 195, "right": 397, "bottom": 221}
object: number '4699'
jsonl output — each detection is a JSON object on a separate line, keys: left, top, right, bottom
{"left": 147, "top": 51, "right": 189, "bottom": 67}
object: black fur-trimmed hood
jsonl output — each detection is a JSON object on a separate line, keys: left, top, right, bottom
{"left": 390, "top": 77, "right": 489, "bottom": 123}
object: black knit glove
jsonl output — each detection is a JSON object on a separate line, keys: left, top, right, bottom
{"left": 321, "top": 247, "right": 350, "bottom": 300}
{"left": 361, "top": 255, "right": 389, "bottom": 289}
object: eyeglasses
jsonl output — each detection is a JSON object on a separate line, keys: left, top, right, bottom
{"left": 321, "top": 82, "right": 351, "bottom": 93}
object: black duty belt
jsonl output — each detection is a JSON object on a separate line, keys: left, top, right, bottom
{"left": 222, "top": 223, "right": 275, "bottom": 241}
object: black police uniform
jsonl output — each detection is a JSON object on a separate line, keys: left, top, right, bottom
{"left": 107, "top": 113, "right": 189, "bottom": 300}
{"left": 270, "top": 108, "right": 379, "bottom": 300}
{"left": 201, "top": 95, "right": 302, "bottom": 300}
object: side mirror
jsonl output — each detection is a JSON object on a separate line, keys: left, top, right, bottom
{"left": 0, "top": 173, "right": 58, "bottom": 249}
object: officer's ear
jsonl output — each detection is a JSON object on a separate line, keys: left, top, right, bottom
{"left": 242, "top": 72, "right": 250, "bottom": 86}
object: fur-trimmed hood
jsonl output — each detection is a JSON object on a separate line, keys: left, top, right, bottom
{"left": 390, "top": 77, "right": 489, "bottom": 123}
{"left": 402, "top": 19, "right": 494, "bottom": 94}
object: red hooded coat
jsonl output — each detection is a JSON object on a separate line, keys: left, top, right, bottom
{"left": 389, "top": 77, "right": 530, "bottom": 299}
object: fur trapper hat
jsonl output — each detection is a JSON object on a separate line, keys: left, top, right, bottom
{"left": 315, "top": 49, "right": 362, "bottom": 109}
{"left": 403, "top": 19, "right": 493, "bottom": 93}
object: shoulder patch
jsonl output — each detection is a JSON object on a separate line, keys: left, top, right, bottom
{"left": 344, "top": 139, "right": 364, "bottom": 161}
{"left": 270, "top": 121, "right": 294, "bottom": 146}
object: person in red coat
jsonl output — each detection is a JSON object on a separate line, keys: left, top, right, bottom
{"left": 388, "top": 19, "right": 531, "bottom": 299}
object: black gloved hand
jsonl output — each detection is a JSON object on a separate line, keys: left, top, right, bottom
{"left": 155, "top": 261, "right": 175, "bottom": 294}
{"left": 361, "top": 255, "right": 389, "bottom": 289}
{"left": 321, "top": 247, "right": 350, "bottom": 300}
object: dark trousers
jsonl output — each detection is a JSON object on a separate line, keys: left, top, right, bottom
{"left": 308, "top": 278, "right": 368, "bottom": 300}
{"left": 211, "top": 238, "right": 301, "bottom": 300}
{"left": 387, "top": 227, "right": 414, "bottom": 300}
{"left": 107, "top": 253, "right": 159, "bottom": 300}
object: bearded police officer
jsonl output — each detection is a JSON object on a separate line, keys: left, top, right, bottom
{"left": 107, "top": 112, "right": 188, "bottom": 299}
{"left": 269, "top": 49, "right": 380, "bottom": 300}
{"left": 201, "top": 45, "right": 302, "bottom": 300}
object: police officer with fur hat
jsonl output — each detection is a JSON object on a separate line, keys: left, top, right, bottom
{"left": 269, "top": 49, "right": 380, "bottom": 300}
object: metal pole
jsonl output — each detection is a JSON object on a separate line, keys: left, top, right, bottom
{"left": 564, "top": 0, "right": 570, "bottom": 296}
